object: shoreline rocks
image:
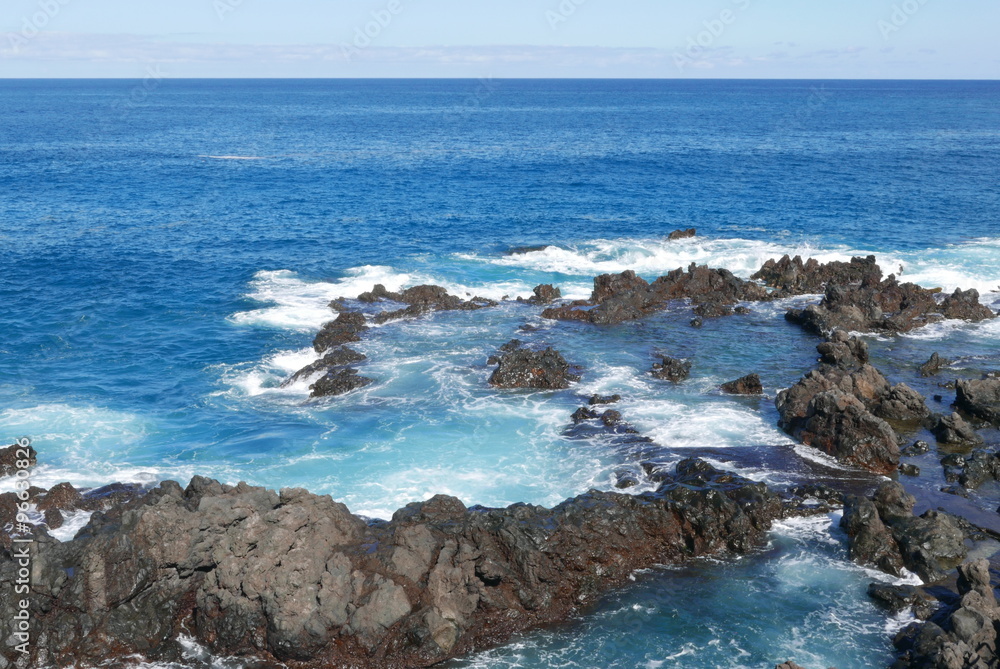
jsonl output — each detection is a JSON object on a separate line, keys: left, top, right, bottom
{"left": 488, "top": 341, "right": 580, "bottom": 389}
{"left": 0, "top": 462, "right": 783, "bottom": 668}
{"left": 721, "top": 373, "right": 764, "bottom": 395}
{"left": 651, "top": 355, "right": 692, "bottom": 383}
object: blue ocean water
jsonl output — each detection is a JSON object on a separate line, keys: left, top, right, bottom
{"left": 2, "top": 79, "right": 1000, "bottom": 668}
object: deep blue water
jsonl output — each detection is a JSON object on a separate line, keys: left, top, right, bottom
{"left": 2, "top": 79, "right": 1000, "bottom": 668}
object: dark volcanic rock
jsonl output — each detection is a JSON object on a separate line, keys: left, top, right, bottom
{"left": 930, "top": 412, "right": 984, "bottom": 446}
{"left": 841, "top": 481, "right": 967, "bottom": 583}
{"left": 903, "top": 440, "right": 931, "bottom": 457}
{"left": 693, "top": 300, "right": 735, "bottom": 319}
{"left": 0, "top": 462, "right": 783, "bottom": 668}
{"left": 313, "top": 311, "right": 368, "bottom": 353}
{"left": 721, "top": 374, "right": 763, "bottom": 395}
{"left": 753, "top": 254, "right": 882, "bottom": 296}
{"left": 940, "top": 288, "right": 996, "bottom": 322}
{"left": 816, "top": 330, "right": 869, "bottom": 367}
{"left": 651, "top": 356, "right": 692, "bottom": 383}
{"left": 667, "top": 228, "right": 696, "bottom": 241}
{"left": 0, "top": 441, "right": 36, "bottom": 477}
{"left": 284, "top": 346, "right": 368, "bottom": 386}
{"left": 777, "top": 337, "right": 930, "bottom": 474}
{"left": 892, "top": 559, "right": 999, "bottom": 668}
{"left": 919, "top": 352, "right": 951, "bottom": 377}
{"left": 588, "top": 394, "right": 621, "bottom": 406}
{"left": 310, "top": 368, "right": 373, "bottom": 398}
{"left": 488, "top": 342, "right": 580, "bottom": 390}
{"left": 542, "top": 265, "right": 769, "bottom": 325}
{"left": 527, "top": 284, "right": 561, "bottom": 305}
{"left": 956, "top": 377, "right": 1000, "bottom": 425}
{"left": 36, "top": 482, "right": 83, "bottom": 512}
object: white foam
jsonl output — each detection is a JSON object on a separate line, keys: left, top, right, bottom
{"left": 49, "top": 509, "right": 94, "bottom": 542}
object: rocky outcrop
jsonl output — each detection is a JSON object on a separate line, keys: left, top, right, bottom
{"left": 892, "top": 559, "right": 999, "bottom": 668}
{"left": 776, "top": 332, "right": 929, "bottom": 474}
{"left": 841, "top": 481, "right": 967, "bottom": 583}
{"left": 0, "top": 463, "right": 783, "bottom": 668}
{"left": 941, "top": 451, "right": 1000, "bottom": 490}
{"left": 956, "top": 378, "right": 1000, "bottom": 425}
{"left": 651, "top": 356, "right": 692, "bottom": 383}
{"left": 310, "top": 368, "right": 373, "bottom": 398}
{"left": 283, "top": 347, "right": 367, "bottom": 387}
{"left": 541, "top": 265, "right": 769, "bottom": 325}
{"left": 314, "top": 311, "right": 369, "bottom": 353}
{"left": 0, "top": 441, "right": 37, "bottom": 477}
{"left": 920, "top": 353, "right": 951, "bottom": 377}
{"left": 667, "top": 227, "right": 696, "bottom": 241}
{"left": 753, "top": 254, "right": 882, "bottom": 297}
{"left": 525, "top": 284, "right": 561, "bottom": 305}
{"left": 721, "top": 374, "right": 763, "bottom": 395}
{"left": 930, "top": 413, "right": 984, "bottom": 447}
{"left": 940, "top": 288, "right": 996, "bottom": 322}
{"left": 488, "top": 341, "right": 580, "bottom": 389}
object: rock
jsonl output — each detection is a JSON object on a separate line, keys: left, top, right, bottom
{"left": 667, "top": 228, "right": 696, "bottom": 241}
{"left": 690, "top": 317, "right": 703, "bottom": 328}
{"left": 527, "top": 284, "right": 561, "bottom": 305}
{"left": 36, "top": 483, "right": 83, "bottom": 512}
{"left": 940, "top": 288, "right": 996, "bottom": 322}
{"left": 956, "top": 377, "right": 1000, "bottom": 425}
{"left": 542, "top": 264, "right": 769, "bottom": 325}
{"left": 313, "top": 311, "right": 368, "bottom": 353}
{"left": 0, "top": 461, "right": 784, "bottom": 668}
{"left": 651, "top": 356, "right": 692, "bottom": 383}
{"left": 0, "top": 441, "right": 36, "bottom": 478}
{"left": 919, "top": 352, "right": 951, "bottom": 377}
{"left": 571, "top": 407, "right": 599, "bottom": 423}
{"left": 868, "top": 583, "right": 926, "bottom": 615}
{"left": 721, "top": 374, "right": 763, "bottom": 395}
{"left": 816, "top": 330, "right": 869, "bottom": 367}
{"left": 902, "top": 440, "right": 930, "bottom": 457}
{"left": 941, "top": 450, "right": 1000, "bottom": 490}
{"left": 753, "top": 254, "right": 882, "bottom": 296}
{"left": 842, "top": 481, "right": 967, "bottom": 583}
{"left": 283, "top": 347, "right": 367, "bottom": 386}
{"left": 505, "top": 244, "right": 550, "bottom": 255}
{"left": 930, "top": 412, "right": 984, "bottom": 446}
{"left": 588, "top": 394, "right": 621, "bottom": 405}
{"left": 693, "top": 300, "right": 734, "bottom": 319}
{"left": 774, "top": 663, "right": 808, "bottom": 669}
{"left": 892, "top": 558, "right": 999, "bottom": 668}
{"left": 309, "top": 368, "right": 373, "bottom": 398}
{"left": 488, "top": 342, "right": 580, "bottom": 390}
{"left": 900, "top": 463, "right": 921, "bottom": 477}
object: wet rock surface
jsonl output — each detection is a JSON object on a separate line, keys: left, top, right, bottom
{"left": 920, "top": 353, "right": 951, "bottom": 377}
{"left": 956, "top": 377, "right": 1000, "bottom": 425}
{"left": 542, "top": 265, "right": 769, "bottom": 325}
{"left": 841, "top": 481, "right": 967, "bottom": 583}
{"left": 721, "top": 373, "right": 764, "bottom": 395}
{"left": 667, "top": 227, "right": 696, "bottom": 241}
{"left": 776, "top": 331, "right": 928, "bottom": 474}
{"left": 931, "top": 413, "right": 984, "bottom": 447}
{"left": 488, "top": 341, "right": 580, "bottom": 389}
{"left": 310, "top": 367, "right": 373, "bottom": 398}
{"left": 0, "top": 461, "right": 784, "bottom": 668}
{"left": 651, "top": 355, "right": 692, "bottom": 383}
{"left": 892, "top": 559, "right": 1000, "bottom": 668}
{"left": 753, "top": 254, "right": 882, "bottom": 297}
{"left": 0, "top": 441, "right": 36, "bottom": 478}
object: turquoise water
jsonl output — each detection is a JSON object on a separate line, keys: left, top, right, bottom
{"left": 2, "top": 80, "right": 1000, "bottom": 667}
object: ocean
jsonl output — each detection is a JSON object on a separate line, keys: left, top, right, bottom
{"left": 1, "top": 78, "right": 999, "bottom": 668}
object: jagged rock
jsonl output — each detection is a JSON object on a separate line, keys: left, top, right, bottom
{"left": 0, "top": 462, "right": 784, "bottom": 668}
{"left": 310, "top": 368, "right": 373, "bottom": 398}
{"left": 753, "top": 254, "right": 882, "bottom": 296}
{"left": 651, "top": 356, "right": 692, "bottom": 383}
{"left": 941, "top": 450, "right": 1000, "bottom": 490}
{"left": 920, "top": 353, "right": 951, "bottom": 377}
{"left": 505, "top": 244, "right": 550, "bottom": 255}
{"left": 488, "top": 343, "right": 580, "bottom": 390}
{"left": 956, "top": 377, "right": 1000, "bottom": 425}
{"left": 667, "top": 227, "right": 696, "bottom": 241}
{"left": 693, "top": 300, "right": 734, "bottom": 319}
{"left": 816, "top": 330, "right": 869, "bottom": 367}
{"left": 283, "top": 347, "right": 367, "bottom": 386}
{"left": 36, "top": 483, "right": 82, "bottom": 513}
{"left": 868, "top": 583, "right": 929, "bottom": 615}
{"left": 901, "top": 464, "right": 921, "bottom": 477}
{"left": 588, "top": 394, "right": 621, "bottom": 405}
{"left": 930, "top": 413, "right": 984, "bottom": 446}
{"left": 842, "top": 481, "right": 967, "bottom": 583}
{"left": 902, "top": 440, "right": 931, "bottom": 457}
{"left": 542, "top": 265, "right": 769, "bottom": 325}
{"left": 527, "top": 284, "right": 561, "bottom": 305}
{"left": 774, "top": 663, "right": 808, "bottom": 669}
{"left": 0, "top": 442, "right": 36, "bottom": 478}
{"left": 940, "top": 288, "right": 996, "bottom": 322}
{"left": 892, "top": 558, "right": 999, "bottom": 668}
{"left": 313, "top": 311, "right": 368, "bottom": 353}
{"left": 721, "top": 374, "right": 763, "bottom": 395}
{"left": 690, "top": 317, "right": 703, "bottom": 328}
{"left": 571, "top": 407, "right": 599, "bottom": 423}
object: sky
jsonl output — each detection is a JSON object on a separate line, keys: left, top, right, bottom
{"left": 2, "top": 0, "right": 998, "bottom": 78}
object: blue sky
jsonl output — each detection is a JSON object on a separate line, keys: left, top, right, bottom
{"left": 2, "top": 0, "right": 998, "bottom": 78}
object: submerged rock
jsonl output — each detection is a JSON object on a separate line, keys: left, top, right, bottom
{"left": 651, "top": 356, "right": 692, "bottom": 383}
{"left": 721, "top": 374, "right": 763, "bottom": 395}
{"left": 488, "top": 341, "right": 580, "bottom": 389}
{"left": 919, "top": 352, "right": 951, "bottom": 377}
{"left": 0, "top": 462, "right": 783, "bottom": 668}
